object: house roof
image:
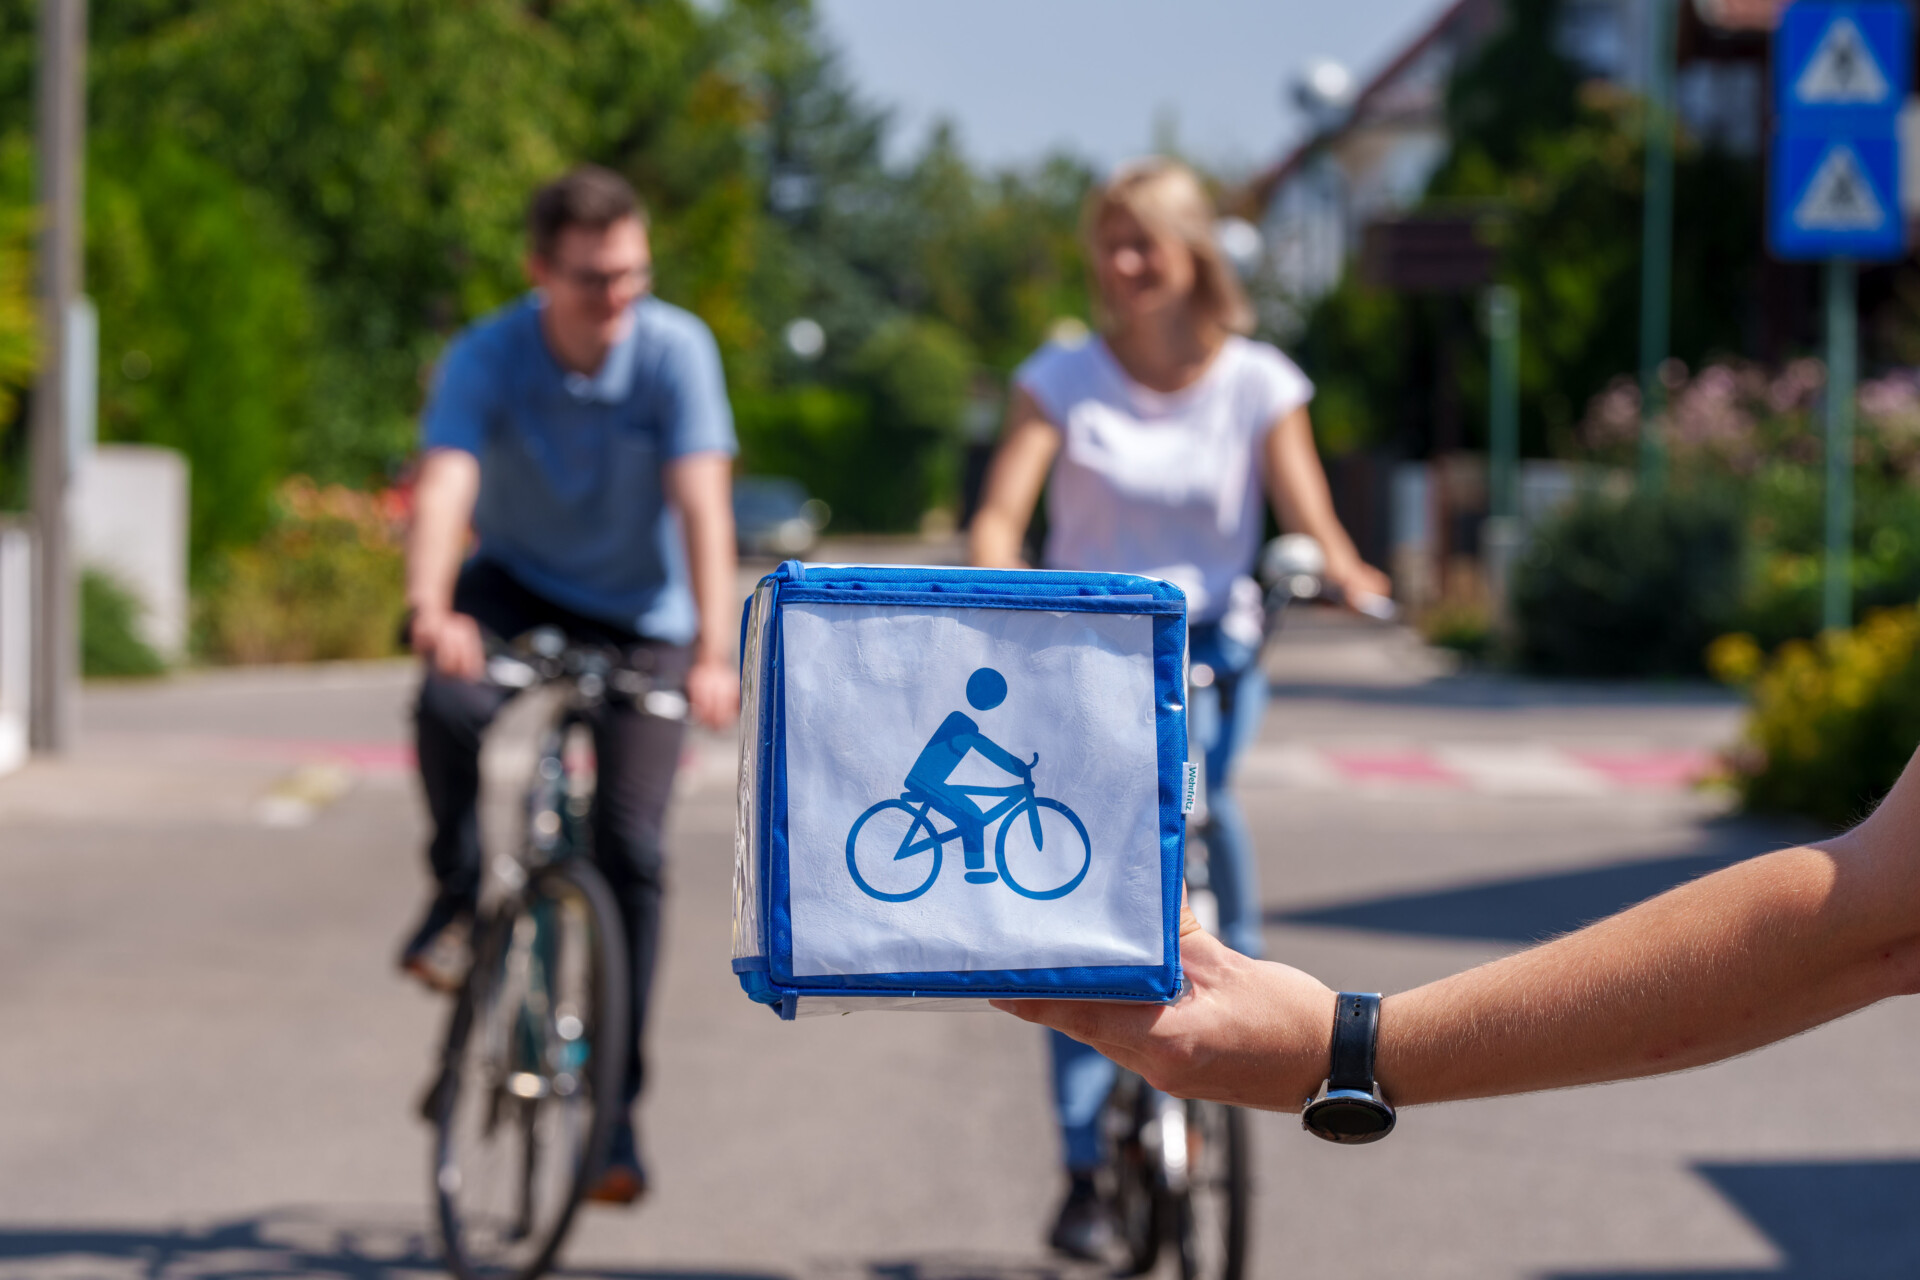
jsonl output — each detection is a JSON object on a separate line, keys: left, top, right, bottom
{"left": 1242, "top": 0, "right": 1481, "bottom": 213}
{"left": 1692, "top": 0, "right": 1783, "bottom": 33}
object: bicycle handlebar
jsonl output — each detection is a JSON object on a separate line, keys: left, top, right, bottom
{"left": 481, "top": 627, "right": 688, "bottom": 720}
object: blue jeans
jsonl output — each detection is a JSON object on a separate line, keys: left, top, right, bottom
{"left": 1049, "top": 622, "right": 1269, "bottom": 1171}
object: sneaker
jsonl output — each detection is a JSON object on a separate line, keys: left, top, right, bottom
{"left": 584, "top": 1119, "right": 648, "bottom": 1206}
{"left": 1047, "top": 1174, "right": 1114, "bottom": 1261}
{"left": 398, "top": 894, "right": 473, "bottom": 993}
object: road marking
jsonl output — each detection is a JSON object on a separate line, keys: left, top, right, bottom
{"left": 1237, "top": 744, "right": 1714, "bottom": 797}
{"left": 1433, "top": 743, "right": 1611, "bottom": 796}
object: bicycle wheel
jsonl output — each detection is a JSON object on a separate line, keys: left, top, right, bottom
{"left": 995, "top": 797, "right": 1091, "bottom": 900}
{"left": 432, "top": 858, "right": 629, "bottom": 1280}
{"left": 1173, "top": 1100, "right": 1250, "bottom": 1280}
{"left": 846, "top": 798, "right": 943, "bottom": 902}
{"left": 1101, "top": 1071, "right": 1164, "bottom": 1276}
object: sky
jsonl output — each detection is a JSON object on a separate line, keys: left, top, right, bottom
{"left": 813, "top": 0, "right": 1448, "bottom": 175}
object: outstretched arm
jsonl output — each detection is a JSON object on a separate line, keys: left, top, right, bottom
{"left": 407, "top": 448, "right": 484, "bottom": 680}
{"left": 968, "top": 387, "right": 1060, "bottom": 569}
{"left": 964, "top": 733, "right": 1033, "bottom": 779}
{"left": 998, "top": 749, "right": 1920, "bottom": 1111}
{"left": 1261, "top": 406, "right": 1390, "bottom": 605}
{"left": 665, "top": 451, "right": 741, "bottom": 730}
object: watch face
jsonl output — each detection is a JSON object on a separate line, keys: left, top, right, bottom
{"left": 1304, "top": 1095, "right": 1396, "bottom": 1145}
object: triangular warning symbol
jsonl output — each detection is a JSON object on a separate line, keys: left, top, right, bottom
{"left": 1795, "top": 15, "right": 1891, "bottom": 104}
{"left": 1793, "top": 144, "right": 1886, "bottom": 231}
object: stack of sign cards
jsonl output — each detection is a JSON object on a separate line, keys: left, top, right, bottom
{"left": 731, "top": 562, "right": 1189, "bottom": 1018}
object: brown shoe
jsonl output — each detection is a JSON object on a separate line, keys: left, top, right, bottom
{"left": 583, "top": 1121, "right": 647, "bottom": 1206}
{"left": 397, "top": 897, "right": 472, "bottom": 993}
{"left": 583, "top": 1163, "right": 647, "bottom": 1206}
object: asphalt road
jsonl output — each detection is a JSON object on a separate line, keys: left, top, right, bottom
{"left": 3, "top": 617, "right": 1917, "bottom": 1279}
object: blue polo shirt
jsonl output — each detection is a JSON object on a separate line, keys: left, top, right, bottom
{"left": 422, "top": 294, "right": 736, "bottom": 644}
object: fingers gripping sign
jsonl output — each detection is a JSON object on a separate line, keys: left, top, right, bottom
{"left": 993, "top": 901, "right": 1339, "bottom": 1111}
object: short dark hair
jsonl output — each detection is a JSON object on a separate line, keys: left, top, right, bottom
{"left": 527, "top": 165, "right": 647, "bottom": 259}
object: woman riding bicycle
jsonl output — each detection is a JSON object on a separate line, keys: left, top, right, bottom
{"left": 967, "top": 157, "right": 1389, "bottom": 1260}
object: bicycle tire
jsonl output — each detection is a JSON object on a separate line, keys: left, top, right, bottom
{"left": 1103, "top": 1072, "right": 1164, "bottom": 1276}
{"left": 432, "top": 858, "right": 629, "bottom": 1280}
{"left": 995, "top": 797, "right": 1091, "bottom": 900}
{"left": 846, "top": 798, "right": 943, "bottom": 902}
{"left": 1173, "top": 1101, "right": 1249, "bottom": 1280}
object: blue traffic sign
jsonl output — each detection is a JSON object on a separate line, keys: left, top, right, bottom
{"left": 1776, "top": 2, "right": 1910, "bottom": 129}
{"left": 1770, "top": 133, "right": 1904, "bottom": 259}
{"left": 1769, "top": 1, "right": 1910, "bottom": 262}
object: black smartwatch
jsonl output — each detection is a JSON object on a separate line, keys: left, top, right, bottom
{"left": 1301, "top": 992, "right": 1396, "bottom": 1144}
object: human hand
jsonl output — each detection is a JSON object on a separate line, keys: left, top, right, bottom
{"left": 992, "top": 904, "right": 1338, "bottom": 1111}
{"left": 412, "top": 608, "right": 486, "bottom": 682}
{"left": 686, "top": 654, "right": 740, "bottom": 730}
{"left": 1325, "top": 558, "right": 1393, "bottom": 617}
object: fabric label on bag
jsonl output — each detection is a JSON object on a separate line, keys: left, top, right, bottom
{"left": 781, "top": 602, "right": 1166, "bottom": 978}
{"left": 1181, "top": 761, "right": 1201, "bottom": 815}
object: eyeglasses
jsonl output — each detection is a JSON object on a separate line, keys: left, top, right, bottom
{"left": 554, "top": 264, "right": 652, "bottom": 294}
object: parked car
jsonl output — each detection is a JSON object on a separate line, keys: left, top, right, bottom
{"left": 732, "top": 476, "right": 830, "bottom": 558}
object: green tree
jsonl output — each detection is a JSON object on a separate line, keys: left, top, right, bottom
{"left": 1295, "top": 0, "right": 1763, "bottom": 459}
{"left": 86, "top": 138, "right": 315, "bottom": 559}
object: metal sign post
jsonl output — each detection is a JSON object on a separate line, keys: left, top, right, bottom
{"left": 1484, "top": 284, "right": 1522, "bottom": 637}
{"left": 1769, "top": 1, "right": 1910, "bottom": 633}
{"left": 29, "top": 0, "right": 87, "bottom": 752}
{"left": 1638, "top": 0, "right": 1677, "bottom": 491}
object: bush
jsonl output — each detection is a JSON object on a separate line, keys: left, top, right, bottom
{"left": 81, "top": 569, "right": 165, "bottom": 678}
{"left": 1512, "top": 485, "right": 1744, "bottom": 676}
{"left": 1738, "top": 464, "right": 1920, "bottom": 650}
{"left": 196, "top": 477, "right": 407, "bottom": 664}
{"left": 1718, "top": 609, "right": 1920, "bottom": 826}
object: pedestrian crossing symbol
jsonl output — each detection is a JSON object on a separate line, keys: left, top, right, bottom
{"left": 1794, "top": 17, "right": 1892, "bottom": 106}
{"left": 1793, "top": 143, "right": 1886, "bottom": 230}
{"left": 1770, "top": 132, "right": 1903, "bottom": 259}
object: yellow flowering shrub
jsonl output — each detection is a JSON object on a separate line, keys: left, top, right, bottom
{"left": 1724, "top": 608, "right": 1920, "bottom": 826}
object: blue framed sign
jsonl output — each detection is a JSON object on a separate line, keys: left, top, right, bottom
{"left": 1775, "top": 2, "right": 1909, "bottom": 128}
{"left": 1770, "top": 132, "right": 1904, "bottom": 259}
{"left": 1768, "top": 1, "right": 1911, "bottom": 263}
{"left": 730, "top": 561, "right": 1189, "bottom": 1019}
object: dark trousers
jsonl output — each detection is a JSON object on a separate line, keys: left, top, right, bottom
{"left": 414, "top": 559, "right": 689, "bottom": 1111}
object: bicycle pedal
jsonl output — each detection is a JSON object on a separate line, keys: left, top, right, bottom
{"left": 964, "top": 871, "right": 1000, "bottom": 884}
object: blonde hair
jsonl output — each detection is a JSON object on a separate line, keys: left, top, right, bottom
{"left": 1082, "top": 157, "right": 1255, "bottom": 337}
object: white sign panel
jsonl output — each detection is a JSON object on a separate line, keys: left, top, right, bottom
{"left": 780, "top": 601, "right": 1165, "bottom": 978}
{"left": 1795, "top": 16, "right": 1893, "bottom": 106}
{"left": 1793, "top": 142, "right": 1888, "bottom": 229}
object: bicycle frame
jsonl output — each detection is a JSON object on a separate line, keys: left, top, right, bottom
{"left": 902, "top": 779, "right": 1045, "bottom": 850}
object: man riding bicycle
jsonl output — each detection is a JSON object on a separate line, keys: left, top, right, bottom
{"left": 904, "top": 668, "right": 1027, "bottom": 880}
{"left": 399, "top": 165, "right": 740, "bottom": 1206}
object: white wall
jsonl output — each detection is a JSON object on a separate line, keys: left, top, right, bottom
{"left": 72, "top": 445, "right": 190, "bottom": 659}
{"left": 0, "top": 524, "right": 30, "bottom": 775}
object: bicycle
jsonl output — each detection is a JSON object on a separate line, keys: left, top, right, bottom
{"left": 1095, "top": 670, "right": 1251, "bottom": 1280}
{"left": 845, "top": 762, "right": 1092, "bottom": 903}
{"left": 422, "top": 627, "right": 687, "bottom": 1280}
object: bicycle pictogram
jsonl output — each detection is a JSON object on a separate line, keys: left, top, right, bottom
{"left": 844, "top": 667, "right": 1092, "bottom": 903}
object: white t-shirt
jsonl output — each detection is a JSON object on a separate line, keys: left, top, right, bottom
{"left": 1014, "top": 333, "right": 1314, "bottom": 628}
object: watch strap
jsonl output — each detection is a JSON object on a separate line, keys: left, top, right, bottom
{"left": 1328, "top": 992, "right": 1381, "bottom": 1094}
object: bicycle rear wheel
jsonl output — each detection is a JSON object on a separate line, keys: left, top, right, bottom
{"left": 1173, "top": 1100, "right": 1250, "bottom": 1280}
{"left": 432, "top": 858, "right": 629, "bottom": 1280}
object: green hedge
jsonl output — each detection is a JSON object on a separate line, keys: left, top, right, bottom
{"left": 1512, "top": 486, "right": 1745, "bottom": 676}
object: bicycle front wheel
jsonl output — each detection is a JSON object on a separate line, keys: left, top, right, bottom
{"left": 1173, "top": 1100, "right": 1250, "bottom": 1280}
{"left": 432, "top": 858, "right": 629, "bottom": 1280}
{"left": 995, "top": 797, "right": 1091, "bottom": 900}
